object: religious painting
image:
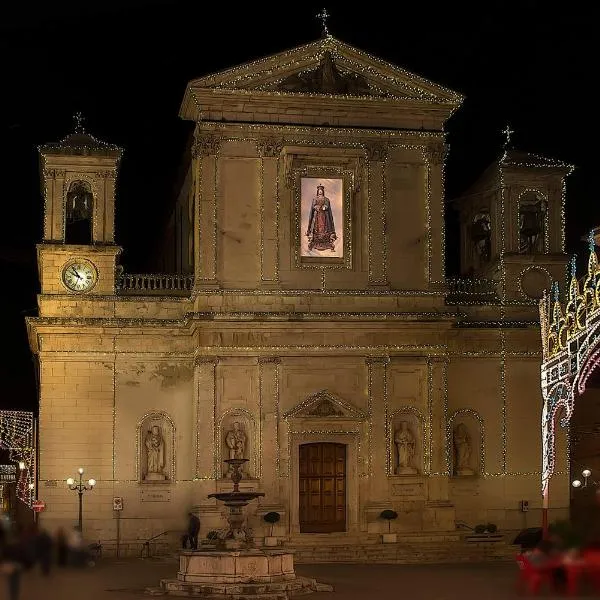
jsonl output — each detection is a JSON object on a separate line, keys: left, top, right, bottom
{"left": 300, "top": 177, "right": 344, "bottom": 260}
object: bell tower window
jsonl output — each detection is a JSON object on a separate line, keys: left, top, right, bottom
{"left": 519, "top": 192, "right": 547, "bottom": 254}
{"left": 65, "top": 180, "right": 93, "bottom": 244}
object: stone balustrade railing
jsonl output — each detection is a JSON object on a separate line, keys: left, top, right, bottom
{"left": 116, "top": 272, "right": 498, "bottom": 302}
{"left": 118, "top": 273, "right": 194, "bottom": 294}
{"left": 445, "top": 277, "right": 498, "bottom": 303}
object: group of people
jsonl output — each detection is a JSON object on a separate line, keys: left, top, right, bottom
{"left": 0, "top": 522, "right": 94, "bottom": 600}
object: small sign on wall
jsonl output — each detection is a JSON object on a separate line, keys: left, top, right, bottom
{"left": 141, "top": 489, "right": 171, "bottom": 503}
{"left": 113, "top": 497, "right": 124, "bottom": 511}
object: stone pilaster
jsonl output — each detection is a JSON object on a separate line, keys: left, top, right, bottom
{"left": 365, "top": 356, "right": 390, "bottom": 499}
{"left": 366, "top": 145, "right": 388, "bottom": 286}
{"left": 193, "top": 135, "right": 221, "bottom": 288}
{"left": 428, "top": 357, "right": 450, "bottom": 501}
{"left": 43, "top": 169, "right": 66, "bottom": 241}
{"left": 194, "top": 356, "right": 219, "bottom": 483}
{"left": 258, "top": 357, "right": 281, "bottom": 498}
{"left": 257, "top": 140, "right": 283, "bottom": 287}
{"left": 423, "top": 142, "right": 448, "bottom": 283}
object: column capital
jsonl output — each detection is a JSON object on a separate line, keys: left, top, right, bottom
{"left": 365, "top": 356, "right": 390, "bottom": 366}
{"left": 192, "top": 135, "right": 221, "bottom": 159}
{"left": 423, "top": 142, "right": 448, "bottom": 165}
{"left": 256, "top": 138, "right": 284, "bottom": 158}
{"left": 258, "top": 356, "right": 282, "bottom": 365}
{"left": 194, "top": 355, "right": 219, "bottom": 367}
{"left": 365, "top": 143, "right": 388, "bottom": 163}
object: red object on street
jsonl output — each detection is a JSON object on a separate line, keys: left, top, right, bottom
{"left": 32, "top": 500, "right": 46, "bottom": 513}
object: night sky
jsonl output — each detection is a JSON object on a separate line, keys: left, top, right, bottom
{"left": 0, "top": 2, "right": 594, "bottom": 412}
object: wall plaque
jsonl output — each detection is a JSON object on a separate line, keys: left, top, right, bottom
{"left": 391, "top": 483, "right": 424, "bottom": 497}
{"left": 140, "top": 489, "right": 171, "bottom": 503}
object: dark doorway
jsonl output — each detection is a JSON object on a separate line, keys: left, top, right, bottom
{"left": 299, "top": 442, "right": 346, "bottom": 533}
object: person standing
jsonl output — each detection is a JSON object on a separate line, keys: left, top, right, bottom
{"left": 0, "top": 529, "right": 28, "bottom": 600}
{"left": 35, "top": 527, "right": 53, "bottom": 576}
{"left": 187, "top": 513, "right": 200, "bottom": 551}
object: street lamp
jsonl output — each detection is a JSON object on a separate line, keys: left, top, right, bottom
{"left": 66, "top": 467, "right": 95, "bottom": 532}
{"left": 572, "top": 468, "right": 594, "bottom": 489}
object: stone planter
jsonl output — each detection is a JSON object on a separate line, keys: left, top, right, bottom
{"left": 264, "top": 536, "right": 278, "bottom": 547}
{"left": 382, "top": 533, "right": 397, "bottom": 544}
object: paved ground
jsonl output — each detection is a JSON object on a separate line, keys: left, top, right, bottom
{"left": 6, "top": 558, "right": 585, "bottom": 599}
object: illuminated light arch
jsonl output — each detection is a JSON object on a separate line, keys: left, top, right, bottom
{"left": 0, "top": 410, "right": 35, "bottom": 507}
{"left": 540, "top": 233, "right": 600, "bottom": 501}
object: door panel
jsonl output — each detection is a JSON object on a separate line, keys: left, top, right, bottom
{"left": 299, "top": 442, "right": 346, "bottom": 533}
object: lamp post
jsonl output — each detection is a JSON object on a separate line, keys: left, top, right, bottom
{"left": 572, "top": 468, "right": 595, "bottom": 490}
{"left": 66, "top": 468, "right": 95, "bottom": 532}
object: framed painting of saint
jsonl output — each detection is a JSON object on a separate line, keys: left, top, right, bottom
{"left": 292, "top": 167, "right": 354, "bottom": 270}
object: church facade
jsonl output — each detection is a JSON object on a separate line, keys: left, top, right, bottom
{"left": 27, "top": 35, "right": 572, "bottom": 553}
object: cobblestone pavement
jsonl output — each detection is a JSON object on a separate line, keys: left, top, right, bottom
{"left": 6, "top": 558, "right": 578, "bottom": 599}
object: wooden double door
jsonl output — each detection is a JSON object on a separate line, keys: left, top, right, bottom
{"left": 299, "top": 442, "right": 346, "bottom": 533}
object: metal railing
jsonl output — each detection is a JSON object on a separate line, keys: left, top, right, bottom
{"left": 140, "top": 530, "right": 179, "bottom": 558}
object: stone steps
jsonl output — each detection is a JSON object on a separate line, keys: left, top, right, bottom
{"left": 161, "top": 576, "right": 331, "bottom": 599}
{"left": 291, "top": 540, "right": 520, "bottom": 564}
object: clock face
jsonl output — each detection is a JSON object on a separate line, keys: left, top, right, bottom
{"left": 62, "top": 260, "right": 97, "bottom": 293}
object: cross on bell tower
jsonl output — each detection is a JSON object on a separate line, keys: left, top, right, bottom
{"left": 316, "top": 8, "right": 331, "bottom": 37}
{"left": 73, "top": 111, "right": 85, "bottom": 134}
{"left": 502, "top": 123, "right": 514, "bottom": 151}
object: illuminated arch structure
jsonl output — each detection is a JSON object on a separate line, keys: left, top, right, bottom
{"left": 0, "top": 410, "right": 35, "bottom": 507}
{"left": 540, "top": 232, "right": 600, "bottom": 530}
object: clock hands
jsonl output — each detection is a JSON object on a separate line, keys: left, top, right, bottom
{"left": 70, "top": 266, "right": 82, "bottom": 280}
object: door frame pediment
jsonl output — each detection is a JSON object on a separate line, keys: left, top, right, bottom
{"left": 283, "top": 389, "right": 366, "bottom": 422}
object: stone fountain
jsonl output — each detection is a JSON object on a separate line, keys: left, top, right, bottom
{"left": 160, "top": 458, "right": 331, "bottom": 598}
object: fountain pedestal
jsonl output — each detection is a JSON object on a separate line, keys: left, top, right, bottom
{"left": 160, "top": 459, "right": 331, "bottom": 597}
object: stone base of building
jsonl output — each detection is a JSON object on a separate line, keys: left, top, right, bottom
{"left": 160, "top": 549, "right": 332, "bottom": 597}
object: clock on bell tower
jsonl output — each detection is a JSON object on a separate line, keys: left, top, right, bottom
{"left": 37, "top": 114, "right": 123, "bottom": 296}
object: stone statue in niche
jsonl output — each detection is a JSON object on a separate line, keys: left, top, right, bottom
{"left": 471, "top": 213, "right": 491, "bottom": 264}
{"left": 453, "top": 423, "right": 474, "bottom": 476}
{"left": 394, "top": 421, "right": 417, "bottom": 475}
{"left": 144, "top": 424, "right": 167, "bottom": 481}
{"left": 224, "top": 421, "right": 247, "bottom": 478}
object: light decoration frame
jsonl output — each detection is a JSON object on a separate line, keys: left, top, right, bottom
{"left": 540, "top": 233, "right": 600, "bottom": 496}
{"left": 0, "top": 410, "right": 35, "bottom": 507}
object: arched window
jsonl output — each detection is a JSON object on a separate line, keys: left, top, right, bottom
{"left": 519, "top": 192, "right": 547, "bottom": 254}
{"left": 65, "top": 181, "right": 93, "bottom": 244}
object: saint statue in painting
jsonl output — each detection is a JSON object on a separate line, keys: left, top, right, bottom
{"left": 306, "top": 184, "right": 337, "bottom": 252}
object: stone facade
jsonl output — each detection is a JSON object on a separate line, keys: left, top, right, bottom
{"left": 26, "top": 36, "right": 571, "bottom": 553}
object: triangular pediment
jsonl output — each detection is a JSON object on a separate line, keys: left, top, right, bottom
{"left": 284, "top": 390, "right": 366, "bottom": 420}
{"left": 182, "top": 36, "right": 463, "bottom": 113}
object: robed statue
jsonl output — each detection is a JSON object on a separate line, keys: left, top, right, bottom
{"left": 395, "top": 421, "right": 417, "bottom": 475}
{"left": 453, "top": 423, "right": 474, "bottom": 476}
{"left": 144, "top": 424, "right": 167, "bottom": 481}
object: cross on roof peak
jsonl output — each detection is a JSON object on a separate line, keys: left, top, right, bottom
{"left": 316, "top": 8, "right": 331, "bottom": 38}
{"left": 73, "top": 112, "right": 85, "bottom": 134}
{"left": 502, "top": 123, "right": 514, "bottom": 149}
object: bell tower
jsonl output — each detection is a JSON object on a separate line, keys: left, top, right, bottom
{"left": 37, "top": 114, "right": 123, "bottom": 296}
{"left": 454, "top": 127, "right": 573, "bottom": 301}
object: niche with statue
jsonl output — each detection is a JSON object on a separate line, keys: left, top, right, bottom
{"left": 220, "top": 412, "right": 256, "bottom": 480}
{"left": 139, "top": 413, "right": 174, "bottom": 483}
{"left": 450, "top": 414, "right": 482, "bottom": 477}
{"left": 389, "top": 412, "right": 423, "bottom": 476}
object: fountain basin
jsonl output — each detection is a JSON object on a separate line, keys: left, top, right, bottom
{"left": 160, "top": 549, "right": 329, "bottom": 598}
{"left": 175, "top": 549, "right": 295, "bottom": 584}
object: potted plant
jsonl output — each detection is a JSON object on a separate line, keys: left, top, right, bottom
{"left": 380, "top": 510, "right": 398, "bottom": 543}
{"left": 263, "top": 512, "right": 281, "bottom": 547}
